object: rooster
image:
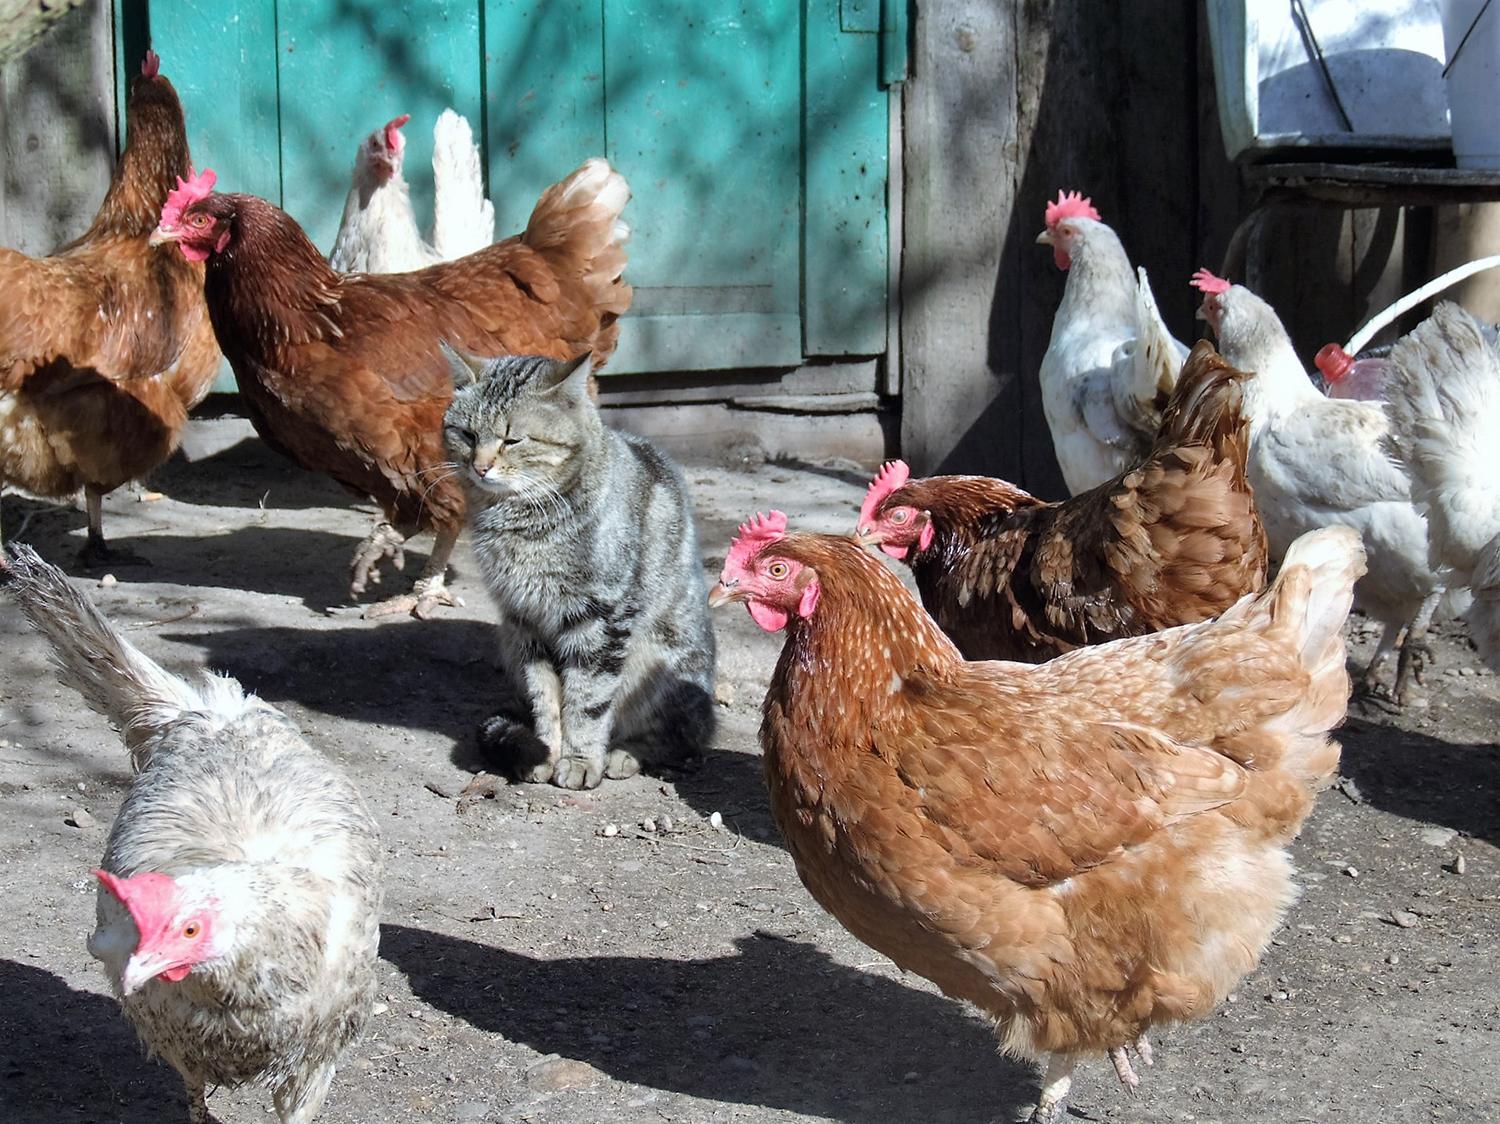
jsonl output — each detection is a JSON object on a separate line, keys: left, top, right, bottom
{"left": 0, "top": 51, "right": 219, "bottom": 565}
{"left": 709, "top": 512, "right": 1361, "bottom": 1123}
{"left": 1194, "top": 267, "right": 1454, "bottom": 703}
{"left": 150, "top": 159, "right": 631, "bottom": 617}
{"left": 0, "top": 544, "right": 382, "bottom": 1123}
{"left": 329, "top": 108, "right": 497, "bottom": 274}
{"left": 857, "top": 341, "right": 1266, "bottom": 661}
{"left": 1036, "top": 190, "right": 1188, "bottom": 494}
{"left": 1384, "top": 301, "right": 1500, "bottom": 668}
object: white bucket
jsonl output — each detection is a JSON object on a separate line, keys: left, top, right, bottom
{"left": 1444, "top": 0, "right": 1500, "bottom": 168}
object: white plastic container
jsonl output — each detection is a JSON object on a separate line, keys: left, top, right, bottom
{"left": 1443, "top": 0, "right": 1500, "bottom": 169}
{"left": 1314, "top": 344, "right": 1388, "bottom": 401}
{"left": 1206, "top": 0, "right": 1451, "bottom": 159}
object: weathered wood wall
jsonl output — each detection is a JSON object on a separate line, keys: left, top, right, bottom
{"left": 0, "top": 0, "right": 114, "bottom": 254}
{"left": 901, "top": 0, "right": 1441, "bottom": 498}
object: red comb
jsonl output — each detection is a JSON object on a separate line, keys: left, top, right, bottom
{"left": 94, "top": 869, "right": 177, "bottom": 945}
{"left": 1045, "top": 190, "right": 1100, "bottom": 228}
{"left": 1191, "top": 268, "right": 1230, "bottom": 294}
{"left": 384, "top": 114, "right": 411, "bottom": 152}
{"left": 141, "top": 50, "right": 160, "bottom": 78}
{"left": 858, "top": 460, "right": 911, "bottom": 529}
{"left": 158, "top": 167, "right": 217, "bottom": 231}
{"left": 1314, "top": 343, "right": 1353, "bottom": 381}
{"left": 724, "top": 510, "right": 788, "bottom": 578}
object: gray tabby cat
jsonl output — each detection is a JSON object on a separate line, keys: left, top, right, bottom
{"left": 442, "top": 349, "right": 717, "bottom": 790}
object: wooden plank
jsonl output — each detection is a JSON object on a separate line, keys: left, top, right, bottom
{"left": 276, "top": 0, "right": 484, "bottom": 251}
{"left": 608, "top": 312, "right": 801, "bottom": 374}
{"left": 803, "top": 0, "right": 888, "bottom": 356}
{"left": 482, "top": 0, "right": 606, "bottom": 235}
{"left": 136, "top": 0, "right": 281, "bottom": 206}
{"left": 0, "top": 0, "right": 114, "bottom": 254}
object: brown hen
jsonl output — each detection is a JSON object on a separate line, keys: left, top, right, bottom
{"left": 149, "top": 159, "right": 630, "bottom": 616}
{"left": 0, "top": 51, "right": 219, "bottom": 565}
{"left": 858, "top": 341, "right": 1266, "bottom": 662}
{"left": 709, "top": 513, "right": 1361, "bottom": 1121}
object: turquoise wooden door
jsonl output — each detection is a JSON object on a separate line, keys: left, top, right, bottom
{"left": 115, "top": 0, "right": 896, "bottom": 375}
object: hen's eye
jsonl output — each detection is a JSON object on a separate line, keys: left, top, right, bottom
{"left": 767, "top": 561, "right": 789, "bottom": 580}
{"left": 182, "top": 921, "right": 202, "bottom": 940}
{"left": 890, "top": 509, "right": 910, "bottom": 524}
{"left": 189, "top": 214, "right": 208, "bottom": 227}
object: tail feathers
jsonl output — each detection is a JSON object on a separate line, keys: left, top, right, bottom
{"left": 1384, "top": 301, "right": 1500, "bottom": 573}
{"left": 1152, "top": 340, "right": 1253, "bottom": 465}
{"left": 1463, "top": 533, "right": 1500, "bottom": 672}
{"left": 1, "top": 545, "right": 249, "bottom": 770}
{"left": 430, "top": 108, "right": 496, "bottom": 261}
{"left": 1111, "top": 267, "right": 1188, "bottom": 438}
{"left": 523, "top": 158, "right": 633, "bottom": 323}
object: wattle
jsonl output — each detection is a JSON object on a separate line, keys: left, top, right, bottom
{"left": 1053, "top": 245, "right": 1071, "bottom": 271}
{"left": 748, "top": 601, "right": 789, "bottom": 632}
{"left": 880, "top": 543, "right": 909, "bottom": 561}
{"left": 178, "top": 243, "right": 210, "bottom": 263}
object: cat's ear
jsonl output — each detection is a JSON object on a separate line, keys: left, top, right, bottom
{"left": 546, "top": 351, "right": 594, "bottom": 397}
{"left": 441, "top": 342, "right": 490, "bottom": 390}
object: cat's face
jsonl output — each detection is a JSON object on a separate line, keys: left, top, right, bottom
{"left": 442, "top": 352, "right": 598, "bottom": 501}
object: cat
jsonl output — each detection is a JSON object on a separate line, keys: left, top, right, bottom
{"left": 441, "top": 348, "right": 717, "bottom": 790}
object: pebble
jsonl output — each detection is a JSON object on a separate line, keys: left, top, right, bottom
{"left": 526, "top": 1056, "right": 602, "bottom": 1092}
{"left": 1420, "top": 827, "right": 1457, "bottom": 848}
{"left": 1343, "top": 865, "right": 1359, "bottom": 879}
{"left": 1449, "top": 855, "right": 1468, "bottom": 876}
{"left": 641, "top": 818, "right": 657, "bottom": 833}
{"left": 708, "top": 811, "right": 724, "bottom": 829}
{"left": 99, "top": 573, "right": 117, "bottom": 587}
{"left": 601, "top": 823, "right": 619, "bottom": 838}
{"left": 659, "top": 814, "right": 675, "bottom": 833}
{"left": 1387, "top": 954, "right": 1400, "bottom": 965}
{"left": 64, "top": 808, "right": 96, "bottom": 829}
{"left": 714, "top": 681, "right": 736, "bottom": 707}
{"left": 1391, "top": 910, "right": 1421, "bottom": 929}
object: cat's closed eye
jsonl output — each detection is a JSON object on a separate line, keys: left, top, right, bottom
{"left": 445, "top": 425, "right": 476, "bottom": 449}
{"left": 502, "top": 436, "right": 525, "bottom": 448}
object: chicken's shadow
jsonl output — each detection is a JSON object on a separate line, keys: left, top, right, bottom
{"left": 379, "top": 925, "right": 1033, "bottom": 1122}
{"left": 1337, "top": 717, "right": 1500, "bottom": 845}
{"left": 0, "top": 958, "right": 184, "bottom": 1123}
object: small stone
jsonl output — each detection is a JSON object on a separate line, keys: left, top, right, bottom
{"left": 371, "top": 1002, "right": 389, "bottom": 1016}
{"left": 903, "top": 1070, "right": 920, "bottom": 1083}
{"left": 708, "top": 811, "right": 724, "bottom": 829}
{"left": 641, "top": 818, "right": 657, "bottom": 833}
{"left": 1334, "top": 933, "right": 1354, "bottom": 944}
{"left": 601, "top": 823, "right": 619, "bottom": 838}
{"left": 1391, "top": 910, "right": 1420, "bottom": 929}
{"left": 1420, "top": 827, "right": 1457, "bottom": 848}
{"left": 1386, "top": 954, "right": 1400, "bottom": 965}
{"left": 1343, "top": 865, "right": 1359, "bottom": 879}
{"left": 1449, "top": 855, "right": 1467, "bottom": 876}
{"left": 714, "top": 681, "right": 736, "bottom": 707}
{"left": 659, "top": 814, "right": 675, "bottom": 833}
{"left": 526, "top": 1057, "right": 602, "bottom": 1092}
{"left": 139, "top": 490, "right": 165, "bottom": 502}
{"left": 99, "top": 573, "right": 117, "bottom": 587}
{"left": 64, "top": 808, "right": 96, "bottom": 829}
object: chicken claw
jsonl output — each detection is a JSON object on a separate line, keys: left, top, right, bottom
{"left": 360, "top": 573, "right": 462, "bottom": 620}
{"left": 348, "top": 521, "right": 405, "bottom": 597}
{"left": 1027, "top": 1054, "right": 1075, "bottom": 1123}
{"left": 1109, "top": 1045, "right": 1141, "bottom": 1090}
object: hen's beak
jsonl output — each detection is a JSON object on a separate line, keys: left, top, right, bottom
{"left": 120, "top": 953, "right": 169, "bottom": 996}
{"left": 147, "top": 224, "right": 177, "bottom": 247}
{"left": 1035, "top": 229, "right": 1053, "bottom": 246}
{"left": 707, "top": 580, "right": 738, "bottom": 609}
{"left": 855, "top": 524, "right": 879, "bottom": 547}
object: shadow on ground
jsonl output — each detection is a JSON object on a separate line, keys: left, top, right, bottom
{"left": 0, "top": 958, "right": 184, "bottom": 1123}
{"left": 380, "top": 925, "right": 1032, "bottom": 1123}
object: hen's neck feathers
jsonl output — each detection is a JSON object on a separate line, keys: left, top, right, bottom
{"left": 768, "top": 536, "right": 960, "bottom": 755}
{"left": 331, "top": 168, "right": 434, "bottom": 272}
{"left": 82, "top": 80, "right": 192, "bottom": 242}
{"left": 205, "top": 195, "right": 345, "bottom": 348}
{"left": 900, "top": 476, "right": 1040, "bottom": 562}
{"left": 1053, "top": 219, "right": 1137, "bottom": 332}
{"left": 1217, "top": 287, "right": 1320, "bottom": 417}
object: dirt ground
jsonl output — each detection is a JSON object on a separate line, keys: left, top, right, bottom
{"left": 1, "top": 420, "right": 1497, "bottom": 1124}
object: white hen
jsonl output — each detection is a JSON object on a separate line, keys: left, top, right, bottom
{"left": 329, "top": 108, "right": 496, "bottom": 273}
{"left": 1384, "top": 301, "right": 1500, "bottom": 668}
{"left": 1036, "top": 190, "right": 1188, "bottom": 495}
{"left": 1194, "top": 269, "right": 1452, "bottom": 702}
{"left": 0, "top": 544, "right": 383, "bottom": 1124}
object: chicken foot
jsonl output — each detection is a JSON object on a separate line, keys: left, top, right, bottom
{"left": 1109, "top": 1035, "right": 1154, "bottom": 1089}
{"left": 1027, "top": 1054, "right": 1076, "bottom": 1124}
{"left": 360, "top": 524, "right": 463, "bottom": 619}
{"left": 76, "top": 484, "right": 151, "bottom": 568}
{"left": 1393, "top": 589, "right": 1443, "bottom": 706}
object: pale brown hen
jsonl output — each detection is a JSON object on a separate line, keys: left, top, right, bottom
{"left": 857, "top": 341, "right": 1267, "bottom": 662}
{"left": 150, "top": 159, "right": 630, "bottom": 616}
{"left": 0, "top": 51, "right": 220, "bottom": 564}
{"left": 710, "top": 513, "right": 1361, "bottom": 1121}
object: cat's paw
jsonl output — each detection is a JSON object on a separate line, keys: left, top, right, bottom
{"left": 604, "top": 748, "right": 642, "bottom": 780}
{"left": 478, "top": 712, "right": 554, "bottom": 781}
{"left": 551, "top": 754, "right": 605, "bottom": 790}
